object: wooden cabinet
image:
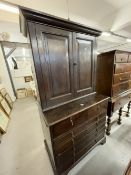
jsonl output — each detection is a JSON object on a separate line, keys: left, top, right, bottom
{"left": 20, "top": 7, "right": 109, "bottom": 175}
{"left": 96, "top": 50, "right": 131, "bottom": 135}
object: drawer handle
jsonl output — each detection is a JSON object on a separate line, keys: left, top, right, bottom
{"left": 70, "top": 119, "right": 73, "bottom": 126}
{"left": 119, "top": 77, "right": 128, "bottom": 81}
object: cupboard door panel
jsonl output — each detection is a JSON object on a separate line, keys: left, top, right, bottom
{"left": 73, "top": 33, "right": 95, "bottom": 96}
{"left": 44, "top": 34, "right": 70, "bottom": 97}
{"left": 36, "top": 24, "right": 74, "bottom": 108}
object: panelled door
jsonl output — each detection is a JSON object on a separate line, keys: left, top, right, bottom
{"left": 35, "top": 24, "right": 74, "bottom": 108}
{"left": 73, "top": 33, "right": 95, "bottom": 97}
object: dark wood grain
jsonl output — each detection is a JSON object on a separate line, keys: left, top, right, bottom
{"left": 20, "top": 6, "right": 108, "bottom": 175}
{"left": 44, "top": 93, "right": 109, "bottom": 126}
{"left": 96, "top": 50, "right": 131, "bottom": 135}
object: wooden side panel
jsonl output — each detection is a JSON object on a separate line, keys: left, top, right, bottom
{"left": 96, "top": 52, "right": 115, "bottom": 96}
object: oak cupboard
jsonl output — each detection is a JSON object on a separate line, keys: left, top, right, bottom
{"left": 19, "top": 7, "right": 109, "bottom": 175}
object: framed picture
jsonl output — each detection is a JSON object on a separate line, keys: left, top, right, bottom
{"left": 24, "top": 76, "right": 33, "bottom": 82}
{"left": 5, "top": 93, "right": 13, "bottom": 109}
{"left": 0, "top": 97, "right": 11, "bottom": 117}
{"left": 0, "top": 108, "right": 9, "bottom": 133}
{"left": 0, "top": 88, "right": 7, "bottom": 98}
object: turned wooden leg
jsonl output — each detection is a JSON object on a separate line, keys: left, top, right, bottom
{"left": 106, "top": 115, "right": 112, "bottom": 136}
{"left": 126, "top": 101, "right": 131, "bottom": 117}
{"left": 117, "top": 107, "right": 122, "bottom": 125}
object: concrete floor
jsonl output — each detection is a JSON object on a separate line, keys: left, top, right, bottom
{"left": 0, "top": 97, "right": 131, "bottom": 175}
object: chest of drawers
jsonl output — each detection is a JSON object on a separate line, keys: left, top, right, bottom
{"left": 41, "top": 93, "right": 108, "bottom": 175}
{"left": 96, "top": 50, "right": 131, "bottom": 135}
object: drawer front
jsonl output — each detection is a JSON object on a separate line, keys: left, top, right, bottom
{"left": 112, "top": 82, "right": 129, "bottom": 96}
{"left": 55, "top": 147, "right": 74, "bottom": 174}
{"left": 113, "top": 72, "right": 131, "bottom": 84}
{"left": 75, "top": 139, "right": 96, "bottom": 162}
{"left": 73, "top": 117, "right": 97, "bottom": 137}
{"left": 114, "top": 64, "right": 130, "bottom": 74}
{"left": 115, "top": 53, "right": 128, "bottom": 63}
{"left": 96, "top": 130, "right": 105, "bottom": 143}
{"left": 71, "top": 104, "right": 100, "bottom": 128}
{"left": 53, "top": 132, "right": 73, "bottom": 155}
{"left": 51, "top": 118, "right": 72, "bottom": 139}
{"left": 74, "top": 130, "right": 96, "bottom": 154}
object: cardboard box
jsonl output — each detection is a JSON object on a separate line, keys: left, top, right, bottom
{"left": 17, "top": 88, "right": 27, "bottom": 99}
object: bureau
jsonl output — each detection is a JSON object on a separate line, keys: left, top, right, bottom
{"left": 42, "top": 93, "right": 108, "bottom": 175}
{"left": 96, "top": 50, "right": 131, "bottom": 135}
{"left": 19, "top": 7, "right": 109, "bottom": 175}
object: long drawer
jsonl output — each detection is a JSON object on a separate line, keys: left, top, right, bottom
{"left": 113, "top": 72, "right": 131, "bottom": 84}
{"left": 114, "top": 63, "right": 131, "bottom": 74}
{"left": 112, "top": 81, "right": 129, "bottom": 96}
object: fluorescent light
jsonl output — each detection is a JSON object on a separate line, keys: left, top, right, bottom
{"left": 126, "top": 38, "right": 131, "bottom": 42}
{"left": 0, "top": 2, "right": 19, "bottom": 14}
{"left": 97, "top": 52, "right": 100, "bottom": 55}
{"left": 101, "top": 32, "right": 111, "bottom": 37}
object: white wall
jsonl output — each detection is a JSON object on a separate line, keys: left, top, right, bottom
{"left": 0, "top": 21, "right": 27, "bottom": 43}
{"left": 0, "top": 43, "right": 15, "bottom": 101}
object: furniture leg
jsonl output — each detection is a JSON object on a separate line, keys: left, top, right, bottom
{"left": 126, "top": 101, "right": 131, "bottom": 117}
{"left": 106, "top": 115, "right": 112, "bottom": 136}
{"left": 117, "top": 107, "right": 122, "bottom": 125}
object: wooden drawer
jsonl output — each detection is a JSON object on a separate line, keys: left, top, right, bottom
{"left": 74, "top": 130, "right": 96, "bottom": 154}
{"left": 113, "top": 72, "right": 131, "bottom": 84}
{"left": 112, "top": 82, "right": 129, "bottom": 96}
{"left": 71, "top": 104, "right": 100, "bottom": 128}
{"left": 114, "top": 64, "right": 129, "bottom": 74}
{"left": 73, "top": 117, "right": 97, "bottom": 137}
{"left": 95, "top": 131, "right": 105, "bottom": 143}
{"left": 75, "top": 139, "right": 96, "bottom": 162}
{"left": 51, "top": 118, "right": 72, "bottom": 139}
{"left": 115, "top": 53, "right": 128, "bottom": 63}
{"left": 55, "top": 147, "right": 74, "bottom": 174}
{"left": 53, "top": 132, "right": 73, "bottom": 155}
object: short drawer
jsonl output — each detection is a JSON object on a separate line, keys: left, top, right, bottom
{"left": 74, "top": 130, "right": 96, "bottom": 154}
{"left": 115, "top": 53, "right": 128, "bottom": 63}
{"left": 73, "top": 117, "right": 97, "bottom": 137}
{"left": 53, "top": 132, "right": 73, "bottom": 155}
{"left": 55, "top": 147, "right": 74, "bottom": 174}
{"left": 74, "top": 126, "right": 96, "bottom": 145}
{"left": 51, "top": 118, "right": 72, "bottom": 139}
{"left": 113, "top": 72, "right": 131, "bottom": 84}
{"left": 75, "top": 140, "right": 96, "bottom": 162}
{"left": 71, "top": 104, "right": 100, "bottom": 128}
